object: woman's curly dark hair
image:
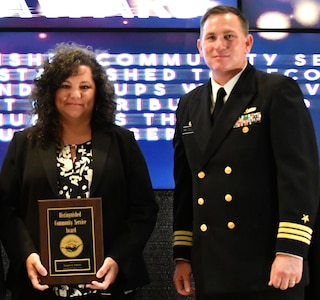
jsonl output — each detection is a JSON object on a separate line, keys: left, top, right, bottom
{"left": 29, "top": 42, "right": 116, "bottom": 148}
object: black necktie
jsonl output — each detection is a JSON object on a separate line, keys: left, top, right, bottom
{"left": 211, "top": 87, "right": 226, "bottom": 124}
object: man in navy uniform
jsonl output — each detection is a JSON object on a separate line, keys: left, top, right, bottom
{"left": 172, "top": 5, "right": 320, "bottom": 300}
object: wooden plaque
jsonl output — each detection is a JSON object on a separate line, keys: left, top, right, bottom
{"left": 38, "top": 197, "right": 104, "bottom": 285}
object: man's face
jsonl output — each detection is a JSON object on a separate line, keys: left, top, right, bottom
{"left": 197, "top": 13, "right": 253, "bottom": 84}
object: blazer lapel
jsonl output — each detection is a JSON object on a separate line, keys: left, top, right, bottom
{"left": 201, "top": 64, "right": 258, "bottom": 167}
{"left": 37, "top": 143, "right": 60, "bottom": 198}
{"left": 90, "top": 129, "right": 112, "bottom": 195}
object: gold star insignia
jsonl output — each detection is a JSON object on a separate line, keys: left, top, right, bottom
{"left": 301, "top": 214, "right": 310, "bottom": 224}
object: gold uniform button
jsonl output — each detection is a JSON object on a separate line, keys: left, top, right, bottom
{"left": 227, "top": 222, "right": 235, "bottom": 229}
{"left": 224, "top": 166, "right": 232, "bottom": 175}
{"left": 198, "top": 198, "right": 205, "bottom": 205}
{"left": 200, "top": 224, "right": 207, "bottom": 232}
{"left": 242, "top": 126, "right": 249, "bottom": 133}
{"left": 198, "top": 171, "right": 205, "bottom": 179}
{"left": 225, "top": 194, "right": 232, "bottom": 202}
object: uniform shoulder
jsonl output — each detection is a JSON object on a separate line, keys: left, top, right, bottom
{"left": 178, "top": 81, "right": 209, "bottom": 108}
{"left": 182, "top": 82, "right": 209, "bottom": 98}
{"left": 255, "top": 68, "right": 296, "bottom": 85}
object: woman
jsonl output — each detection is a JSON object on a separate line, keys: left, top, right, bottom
{"left": 0, "top": 43, "right": 158, "bottom": 300}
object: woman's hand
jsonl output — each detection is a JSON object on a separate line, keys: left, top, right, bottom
{"left": 26, "top": 253, "right": 49, "bottom": 291}
{"left": 86, "top": 257, "right": 119, "bottom": 290}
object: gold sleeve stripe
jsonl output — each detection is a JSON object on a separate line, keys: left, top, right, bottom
{"left": 279, "top": 222, "right": 313, "bottom": 234}
{"left": 277, "top": 222, "right": 313, "bottom": 245}
{"left": 173, "top": 236, "right": 192, "bottom": 242}
{"left": 174, "top": 230, "right": 193, "bottom": 237}
{"left": 173, "top": 230, "right": 193, "bottom": 247}
{"left": 278, "top": 228, "right": 312, "bottom": 240}
{"left": 173, "top": 241, "right": 193, "bottom": 246}
{"left": 277, "top": 233, "right": 311, "bottom": 245}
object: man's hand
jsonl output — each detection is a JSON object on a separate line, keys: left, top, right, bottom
{"left": 173, "top": 260, "right": 195, "bottom": 296}
{"left": 26, "top": 253, "right": 49, "bottom": 291}
{"left": 86, "top": 257, "right": 119, "bottom": 290}
{"left": 268, "top": 253, "right": 303, "bottom": 290}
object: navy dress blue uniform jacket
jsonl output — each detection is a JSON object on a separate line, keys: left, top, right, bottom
{"left": 0, "top": 124, "right": 158, "bottom": 296}
{"left": 173, "top": 63, "right": 320, "bottom": 295}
